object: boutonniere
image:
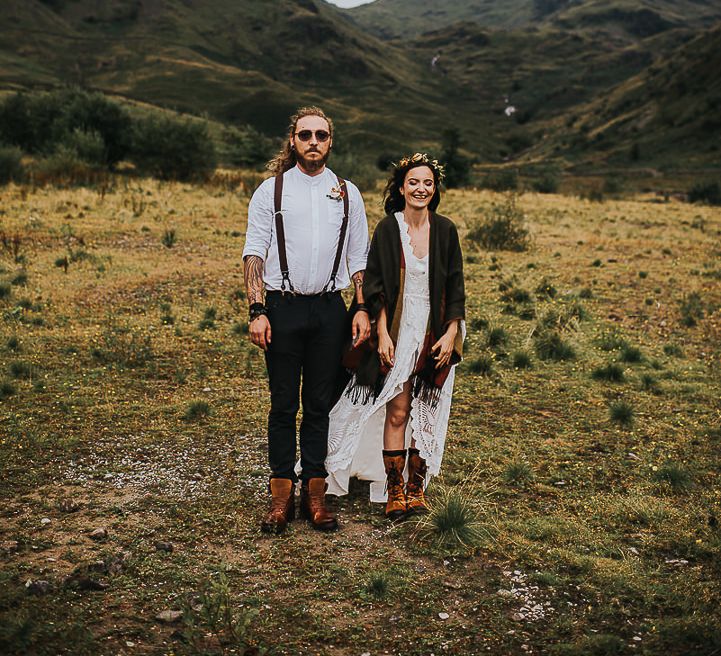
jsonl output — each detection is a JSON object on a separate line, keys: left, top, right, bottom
{"left": 326, "top": 185, "right": 345, "bottom": 201}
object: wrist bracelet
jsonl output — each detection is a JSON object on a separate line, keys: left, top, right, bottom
{"left": 355, "top": 303, "right": 369, "bottom": 313}
{"left": 249, "top": 302, "right": 267, "bottom": 321}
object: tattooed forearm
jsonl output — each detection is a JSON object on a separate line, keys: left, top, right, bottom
{"left": 352, "top": 270, "right": 365, "bottom": 304}
{"left": 243, "top": 256, "right": 265, "bottom": 306}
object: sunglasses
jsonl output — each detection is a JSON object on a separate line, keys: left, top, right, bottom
{"left": 294, "top": 129, "right": 331, "bottom": 142}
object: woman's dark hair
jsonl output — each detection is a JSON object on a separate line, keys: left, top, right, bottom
{"left": 382, "top": 153, "right": 444, "bottom": 215}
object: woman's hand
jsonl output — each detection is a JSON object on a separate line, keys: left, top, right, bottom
{"left": 377, "top": 330, "right": 395, "bottom": 369}
{"left": 431, "top": 321, "right": 458, "bottom": 369}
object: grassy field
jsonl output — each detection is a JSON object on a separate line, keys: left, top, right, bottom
{"left": 1, "top": 177, "right": 720, "bottom": 655}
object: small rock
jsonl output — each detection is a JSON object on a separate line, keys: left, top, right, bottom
{"left": 628, "top": 547, "right": 639, "bottom": 555}
{"left": 25, "top": 579, "right": 51, "bottom": 595}
{"left": 89, "top": 527, "right": 108, "bottom": 541}
{"left": 126, "top": 642, "right": 135, "bottom": 648}
{"left": 438, "top": 612, "right": 449, "bottom": 620}
{"left": 40, "top": 518, "right": 51, "bottom": 526}
{"left": 155, "top": 541, "right": 174, "bottom": 553}
{"left": 512, "top": 612, "right": 526, "bottom": 621}
{"left": 57, "top": 498, "right": 81, "bottom": 513}
{"left": 497, "top": 589, "right": 513, "bottom": 598}
{"left": 202, "top": 387, "right": 211, "bottom": 392}
{"left": 633, "top": 636, "right": 642, "bottom": 642}
{"left": 103, "top": 473, "right": 114, "bottom": 480}
{"left": 156, "top": 610, "right": 183, "bottom": 624}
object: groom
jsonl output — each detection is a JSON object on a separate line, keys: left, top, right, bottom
{"left": 242, "top": 106, "right": 370, "bottom": 534}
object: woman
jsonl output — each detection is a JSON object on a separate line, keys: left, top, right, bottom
{"left": 326, "top": 153, "right": 466, "bottom": 520}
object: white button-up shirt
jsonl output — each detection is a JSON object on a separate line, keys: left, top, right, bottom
{"left": 242, "top": 165, "right": 369, "bottom": 295}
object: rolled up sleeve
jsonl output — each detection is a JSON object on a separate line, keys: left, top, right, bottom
{"left": 242, "top": 178, "right": 273, "bottom": 261}
{"left": 346, "top": 183, "right": 369, "bottom": 275}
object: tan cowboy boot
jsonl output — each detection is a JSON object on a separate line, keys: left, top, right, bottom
{"left": 300, "top": 478, "right": 338, "bottom": 531}
{"left": 382, "top": 450, "right": 407, "bottom": 520}
{"left": 406, "top": 447, "right": 428, "bottom": 514}
{"left": 261, "top": 478, "right": 295, "bottom": 534}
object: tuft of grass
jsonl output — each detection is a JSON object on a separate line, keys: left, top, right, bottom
{"left": 512, "top": 350, "right": 533, "bottom": 369}
{"left": 534, "top": 277, "right": 557, "bottom": 299}
{"left": 609, "top": 401, "right": 634, "bottom": 427}
{"left": 663, "top": 343, "right": 684, "bottom": 358}
{"left": 162, "top": 229, "right": 177, "bottom": 248}
{"left": 470, "top": 317, "right": 489, "bottom": 332}
{"left": 487, "top": 327, "right": 509, "bottom": 348}
{"left": 640, "top": 373, "right": 660, "bottom": 393}
{"left": 199, "top": 307, "right": 217, "bottom": 330}
{"left": 591, "top": 363, "right": 625, "bottom": 383}
{"left": 184, "top": 400, "right": 211, "bottom": 421}
{"left": 6, "top": 336, "right": 20, "bottom": 351}
{"left": 596, "top": 331, "right": 628, "bottom": 352}
{"left": 591, "top": 258, "right": 602, "bottom": 267}
{"left": 468, "top": 355, "right": 494, "bottom": 376}
{"left": 679, "top": 292, "right": 704, "bottom": 327}
{"left": 12, "top": 271, "right": 28, "bottom": 286}
{"left": 653, "top": 463, "right": 692, "bottom": 491}
{"left": 501, "top": 287, "right": 532, "bottom": 304}
{"left": 0, "top": 282, "right": 11, "bottom": 300}
{"left": 534, "top": 330, "right": 575, "bottom": 361}
{"left": 0, "top": 380, "right": 17, "bottom": 400}
{"left": 466, "top": 194, "right": 530, "bottom": 252}
{"left": 578, "top": 287, "right": 593, "bottom": 299}
{"left": 416, "top": 486, "right": 490, "bottom": 553}
{"left": 364, "top": 573, "right": 390, "bottom": 599}
{"left": 8, "top": 361, "right": 33, "bottom": 379}
{"left": 619, "top": 345, "right": 643, "bottom": 363}
{"left": 503, "top": 461, "right": 533, "bottom": 485}
{"left": 232, "top": 322, "right": 248, "bottom": 335}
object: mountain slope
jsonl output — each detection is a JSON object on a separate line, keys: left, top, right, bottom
{"left": 346, "top": 0, "right": 721, "bottom": 40}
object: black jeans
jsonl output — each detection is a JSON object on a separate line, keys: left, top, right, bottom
{"left": 264, "top": 291, "right": 347, "bottom": 482}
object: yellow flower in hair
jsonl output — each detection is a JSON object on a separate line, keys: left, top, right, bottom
{"left": 395, "top": 153, "right": 446, "bottom": 182}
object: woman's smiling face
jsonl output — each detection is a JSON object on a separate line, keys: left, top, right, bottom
{"left": 400, "top": 165, "right": 435, "bottom": 211}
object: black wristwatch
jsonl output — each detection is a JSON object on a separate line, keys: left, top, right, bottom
{"left": 249, "top": 302, "right": 267, "bottom": 321}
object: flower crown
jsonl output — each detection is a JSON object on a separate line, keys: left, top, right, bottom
{"left": 395, "top": 152, "right": 446, "bottom": 182}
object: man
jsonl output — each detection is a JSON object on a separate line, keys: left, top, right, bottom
{"left": 242, "top": 106, "right": 370, "bottom": 534}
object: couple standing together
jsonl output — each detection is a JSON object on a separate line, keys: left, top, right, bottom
{"left": 242, "top": 106, "right": 466, "bottom": 534}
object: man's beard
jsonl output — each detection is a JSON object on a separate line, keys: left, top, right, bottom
{"left": 296, "top": 148, "right": 329, "bottom": 172}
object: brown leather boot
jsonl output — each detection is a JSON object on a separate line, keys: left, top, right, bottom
{"left": 383, "top": 449, "right": 407, "bottom": 521}
{"left": 261, "top": 478, "right": 295, "bottom": 534}
{"left": 406, "top": 447, "right": 428, "bottom": 514}
{"left": 300, "top": 478, "right": 338, "bottom": 531}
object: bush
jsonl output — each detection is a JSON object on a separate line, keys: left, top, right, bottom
{"left": 59, "top": 128, "right": 106, "bottom": 166}
{"left": 467, "top": 195, "right": 530, "bottom": 252}
{"left": 512, "top": 351, "right": 533, "bottom": 369}
{"left": 687, "top": 181, "right": 721, "bottom": 206}
{"left": 679, "top": 292, "right": 704, "bottom": 327}
{"left": 440, "top": 128, "right": 471, "bottom": 188}
{"left": 184, "top": 400, "right": 211, "bottom": 421}
{"left": 31, "top": 147, "right": 105, "bottom": 187}
{"left": 0, "top": 146, "right": 24, "bottom": 184}
{"left": 331, "top": 152, "right": 380, "bottom": 193}
{"left": 131, "top": 114, "right": 216, "bottom": 181}
{"left": 609, "top": 401, "right": 634, "bottom": 427}
{"left": 220, "top": 125, "right": 275, "bottom": 169}
{"left": 481, "top": 169, "right": 518, "bottom": 191}
{"left": 591, "top": 363, "right": 625, "bottom": 382}
{"left": 532, "top": 170, "right": 560, "bottom": 194}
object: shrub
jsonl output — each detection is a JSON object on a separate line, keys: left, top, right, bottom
{"left": 59, "top": 128, "right": 106, "bottom": 166}
{"left": 9, "top": 361, "right": 33, "bottom": 379}
{"left": 131, "top": 114, "right": 216, "bottom": 181}
{"left": 663, "top": 343, "right": 684, "bottom": 357}
{"left": 220, "top": 124, "right": 275, "bottom": 169}
{"left": 0, "top": 283, "right": 11, "bottom": 300}
{"left": 596, "top": 331, "right": 628, "bottom": 352}
{"left": 0, "top": 146, "right": 24, "bottom": 184}
{"left": 535, "top": 277, "right": 557, "bottom": 299}
{"left": 0, "top": 380, "right": 17, "bottom": 400}
{"left": 467, "top": 195, "right": 530, "bottom": 252}
{"left": 31, "top": 147, "right": 104, "bottom": 187}
{"left": 532, "top": 170, "right": 560, "bottom": 194}
{"left": 481, "top": 169, "right": 518, "bottom": 191}
{"left": 687, "top": 181, "right": 721, "bottom": 206}
{"left": 440, "top": 128, "right": 471, "bottom": 188}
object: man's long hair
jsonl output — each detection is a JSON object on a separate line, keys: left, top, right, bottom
{"left": 266, "top": 106, "right": 335, "bottom": 176}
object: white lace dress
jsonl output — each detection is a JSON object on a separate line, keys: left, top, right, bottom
{"left": 325, "top": 212, "right": 463, "bottom": 502}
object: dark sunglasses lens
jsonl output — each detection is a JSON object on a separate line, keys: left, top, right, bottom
{"left": 296, "top": 130, "right": 330, "bottom": 142}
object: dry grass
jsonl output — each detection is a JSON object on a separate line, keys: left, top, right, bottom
{"left": 1, "top": 179, "right": 720, "bottom": 655}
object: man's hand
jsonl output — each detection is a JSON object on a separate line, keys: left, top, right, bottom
{"left": 352, "top": 311, "right": 371, "bottom": 347}
{"left": 249, "top": 314, "right": 272, "bottom": 351}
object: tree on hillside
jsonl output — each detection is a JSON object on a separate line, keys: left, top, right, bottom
{"left": 440, "top": 128, "right": 471, "bottom": 189}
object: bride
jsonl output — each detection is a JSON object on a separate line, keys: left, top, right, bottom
{"left": 326, "top": 153, "right": 466, "bottom": 520}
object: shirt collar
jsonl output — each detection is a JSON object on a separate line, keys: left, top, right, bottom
{"left": 291, "top": 164, "right": 331, "bottom": 186}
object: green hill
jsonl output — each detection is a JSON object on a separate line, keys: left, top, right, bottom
{"left": 345, "top": 0, "right": 721, "bottom": 40}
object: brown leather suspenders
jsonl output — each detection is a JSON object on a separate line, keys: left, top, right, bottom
{"left": 273, "top": 172, "right": 349, "bottom": 294}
